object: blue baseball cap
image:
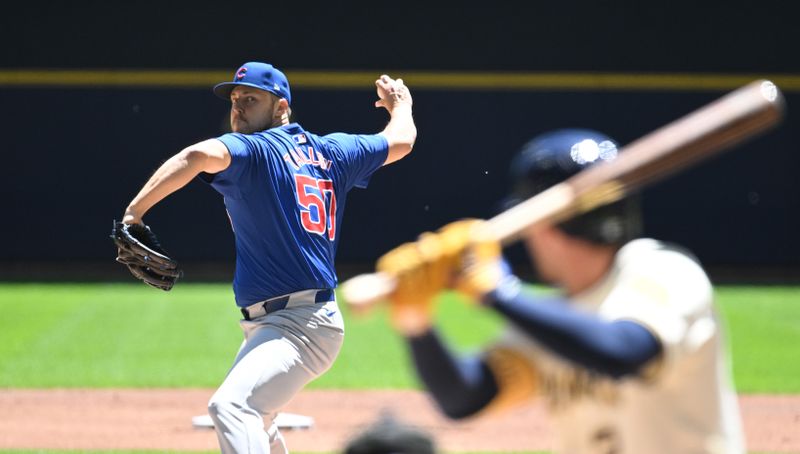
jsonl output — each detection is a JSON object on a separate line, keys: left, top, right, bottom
{"left": 213, "top": 62, "right": 291, "bottom": 105}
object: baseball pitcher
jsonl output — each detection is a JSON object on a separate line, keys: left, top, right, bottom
{"left": 112, "top": 62, "right": 416, "bottom": 453}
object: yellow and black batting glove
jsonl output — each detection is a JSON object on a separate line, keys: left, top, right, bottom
{"left": 375, "top": 219, "right": 480, "bottom": 336}
{"left": 376, "top": 240, "right": 441, "bottom": 336}
{"left": 435, "top": 219, "right": 509, "bottom": 303}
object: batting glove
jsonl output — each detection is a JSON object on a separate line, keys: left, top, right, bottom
{"left": 376, "top": 219, "right": 479, "bottom": 336}
{"left": 432, "top": 219, "right": 517, "bottom": 303}
{"left": 376, "top": 240, "right": 439, "bottom": 336}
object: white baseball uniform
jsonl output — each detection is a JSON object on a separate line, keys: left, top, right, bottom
{"left": 495, "top": 239, "right": 745, "bottom": 454}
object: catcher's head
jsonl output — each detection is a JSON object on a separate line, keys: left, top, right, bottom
{"left": 505, "top": 128, "right": 642, "bottom": 245}
{"left": 343, "top": 412, "right": 435, "bottom": 454}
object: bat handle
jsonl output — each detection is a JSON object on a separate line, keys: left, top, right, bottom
{"left": 339, "top": 221, "right": 498, "bottom": 311}
{"left": 339, "top": 271, "right": 397, "bottom": 313}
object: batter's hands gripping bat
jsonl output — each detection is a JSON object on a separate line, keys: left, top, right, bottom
{"left": 342, "top": 80, "right": 785, "bottom": 310}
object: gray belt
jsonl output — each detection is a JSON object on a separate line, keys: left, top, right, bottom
{"left": 240, "top": 288, "right": 334, "bottom": 320}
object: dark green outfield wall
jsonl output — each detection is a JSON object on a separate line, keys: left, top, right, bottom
{"left": 1, "top": 2, "right": 798, "bottom": 271}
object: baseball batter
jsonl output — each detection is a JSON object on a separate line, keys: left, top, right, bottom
{"left": 119, "top": 62, "right": 416, "bottom": 453}
{"left": 376, "top": 129, "right": 745, "bottom": 454}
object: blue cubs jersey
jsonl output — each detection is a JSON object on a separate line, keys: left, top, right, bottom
{"left": 204, "top": 123, "right": 388, "bottom": 307}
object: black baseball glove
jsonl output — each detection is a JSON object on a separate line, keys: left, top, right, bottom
{"left": 111, "top": 220, "right": 182, "bottom": 291}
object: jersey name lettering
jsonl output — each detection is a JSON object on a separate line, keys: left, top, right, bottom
{"left": 541, "top": 366, "right": 620, "bottom": 410}
{"left": 283, "top": 146, "right": 332, "bottom": 171}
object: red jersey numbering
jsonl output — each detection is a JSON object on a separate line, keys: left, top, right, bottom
{"left": 295, "top": 174, "right": 337, "bottom": 240}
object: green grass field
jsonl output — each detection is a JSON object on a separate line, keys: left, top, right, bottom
{"left": 0, "top": 283, "right": 796, "bottom": 454}
{"left": 0, "top": 283, "right": 797, "bottom": 391}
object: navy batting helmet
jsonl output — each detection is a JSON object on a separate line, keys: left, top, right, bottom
{"left": 506, "top": 128, "right": 642, "bottom": 245}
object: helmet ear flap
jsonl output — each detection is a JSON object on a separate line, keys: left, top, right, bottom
{"left": 559, "top": 196, "right": 642, "bottom": 245}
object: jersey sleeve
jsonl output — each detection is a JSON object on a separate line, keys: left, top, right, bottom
{"left": 598, "top": 246, "right": 717, "bottom": 377}
{"left": 322, "top": 133, "right": 389, "bottom": 190}
{"left": 199, "top": 133, "right": 257, "bottom": 198}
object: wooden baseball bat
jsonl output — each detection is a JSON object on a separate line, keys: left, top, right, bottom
{"left": 341, "top": 80, "right": 785, "bottom": 309}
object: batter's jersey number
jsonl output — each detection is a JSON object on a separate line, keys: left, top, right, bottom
{"left": 295, "top": 174, "right": 337, "bottom": 240}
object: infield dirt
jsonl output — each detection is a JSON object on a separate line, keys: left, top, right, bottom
{"left": 0, "top": 389, "right": 798, "bottom": 452}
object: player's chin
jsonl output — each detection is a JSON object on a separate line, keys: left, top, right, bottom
{"left": 231, "top": 120, "right": 251, "bottom": 134}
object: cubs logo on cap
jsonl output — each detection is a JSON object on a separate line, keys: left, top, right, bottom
{"left": 236, "top": 67, "right": 247, "bottom": 80}
{"left": 213, "top": 62, "right": 292, "bottom": 105}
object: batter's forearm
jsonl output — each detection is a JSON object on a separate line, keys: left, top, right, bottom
{"left": 124, "top": 150, "right": 208, "bottom": 223}
{"left": 408, "top": 329, "right": 498, "bottom": 419}
{"left": 487, "top": 291, "right": 662, "bottom": 378}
